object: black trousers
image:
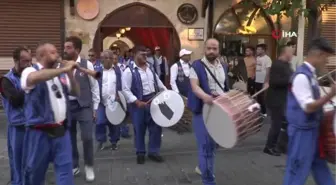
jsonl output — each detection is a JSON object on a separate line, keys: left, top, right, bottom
{"left": 265, "top": 106, "right": 287, "bottom": 150}
{"left": 254, "top": 82, "right": 266, "bottom": 114}
{"left": 247, "top": 78, "right": 255, "bottom": 96}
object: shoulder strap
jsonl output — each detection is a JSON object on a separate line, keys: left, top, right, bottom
{"left": 149, "top": 67, "right": 159, "bottom": 93}
{"left": 200, "top": 61, "right": 225, "bottom": 92}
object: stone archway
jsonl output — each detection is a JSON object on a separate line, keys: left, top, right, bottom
{"left": 110, "top": 40, "right": 130, "bottom": 55}
{"left": 93, "top": 2, "right": 181, "bottom": 63}
{"left": 214, "top": 1, "right": 276, "bottom": 58}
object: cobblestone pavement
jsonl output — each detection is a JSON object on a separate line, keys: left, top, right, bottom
{"left": 0, "top": 112, "right": 334, "bottom": 185}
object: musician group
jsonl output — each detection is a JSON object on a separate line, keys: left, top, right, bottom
{"left": 1, "top": 35, "right": 335, "bottom": 185}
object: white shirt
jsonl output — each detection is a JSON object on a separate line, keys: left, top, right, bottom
{"left": 118, "top": 63, "right": 127, "bottom": 72}
{"left": 21, "top": 63, "right": 71, "bottom": 123}
{"left": 290, "top": 55, "right": 301, "bottom": 71}
{"left": 147, "top": 55, "right": 169, "bottom": 77}
{"left": 255, "top": 55, "right": 272, "bottom": 83}
{"left": 189, "top": 58, "right": 226, "bottom": 95}
{"left": 69, "top": 56, "right": 100, "bottom": 110}
{"left": 292, "top": 62, "right": 317, "bottom": 111}
{"left": 170, "top": 59, "right": 190, "bottom": 93}
{"left": 101, "top": 68, "right": 117, "bottom": 106}
{"left": 122, "top": 64, "right": 167, "bottom": 103}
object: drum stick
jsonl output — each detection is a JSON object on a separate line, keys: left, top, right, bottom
{"left": 251, "top": 87, "right": 268, "bottom": 98}
{"left": 317, "top": 69, "right": 336, "bottom": 81}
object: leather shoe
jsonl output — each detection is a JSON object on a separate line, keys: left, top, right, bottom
{"left": 148, "top": 154, "right": 164, "bottom": 163}
{"left": 137, "top": 155, "right": 145, "bottom": 164}
{"left": 263, "top": 147, "right": 281, "bottom": 156}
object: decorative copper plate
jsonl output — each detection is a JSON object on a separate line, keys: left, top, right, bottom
{"left": 76, "top": 0, "right": 99, "bottom": 20}
{"left": 177, "top": 3, "right": 198, "bottom": 25}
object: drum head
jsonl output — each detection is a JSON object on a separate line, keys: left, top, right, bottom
{"left": 105, "top": 91, "right": 127, "bottom": 125}
{"left": 203, "top": 103, "right": 237, "bottom": 148}
{"left": 150, "top": 90, "right": 184, "bottom": 127}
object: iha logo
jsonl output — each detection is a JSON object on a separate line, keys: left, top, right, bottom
{"left": 271, "top": 30, "right": 297, "bottom": 40}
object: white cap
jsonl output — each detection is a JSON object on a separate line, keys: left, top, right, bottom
{"left": 179, "top": 49, "right": 192, "bottom": 57}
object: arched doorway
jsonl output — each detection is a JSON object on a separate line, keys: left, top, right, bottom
{"left": 93, "top": 2, "right": 181, "bottom": 63}
{"left": 214, "top": 1, "right": 276, "bottom": 59}
{"left": 109, "top": 40, "right": 130, "bottom": 56}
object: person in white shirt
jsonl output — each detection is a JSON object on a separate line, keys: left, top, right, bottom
{"left": 286, "top": 41, "right": 301, "bottom": 71}
{"left": 146, "top": 47, "right": 169, "bottom": 84}
{"left": 63, "top": 36, "right": 100, "bottom": 182}
{"left": 255, "top": 43, "right": 272, "bottom": 115}
{"left": 96, "top": 50, "right": 122, "bottom": 151}
{"left": 118, "top": 51, "right": 132, "bottom": 139}
{"left": 283, "top": 37, "right": 335, "bottom": 185}
{"left": 20, "top": 43, "right": 80, "bottom": 185}
{"left": 122, "top": 46, "right": 167, "bottom": 164}
{"left": 170, "top": 49, "right": 192, "bottom": 97}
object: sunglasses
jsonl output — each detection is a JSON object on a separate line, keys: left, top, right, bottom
{"left": 51, "top": 79, "right": 62, "bottom": 99}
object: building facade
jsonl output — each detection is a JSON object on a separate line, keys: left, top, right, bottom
{"left": 0, "top": 0, "right": 334, "bottom": 72}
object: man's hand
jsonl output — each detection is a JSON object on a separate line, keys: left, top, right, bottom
{"left": 202, "top": 94, "right": 214, "bottom": 105}
{"left": 330, "top": 84, "right": 336, "bottom": 96}
{"left": 93, "top": 110, "right": 97, "bottom": 122}
{"left": 135, "top": 100, "right": 147, "bottom": 108}
{"left": 263, "top": 82, "right": 269, "bottom": 89}
{"left": 63, "top": 60, "right": 77, "bottom": 72}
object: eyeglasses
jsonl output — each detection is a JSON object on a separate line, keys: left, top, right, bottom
{"left": 51, "top": 79, "right": 62, "bottom": 99}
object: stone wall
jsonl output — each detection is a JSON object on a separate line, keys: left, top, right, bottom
{"left": 64, "top": 0, "right": 206, "bottom": 61}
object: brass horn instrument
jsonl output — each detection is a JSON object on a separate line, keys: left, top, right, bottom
{"left": 58, "top": 59, "right": 102, "bottom": 79}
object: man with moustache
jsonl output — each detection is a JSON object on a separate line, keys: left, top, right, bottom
{"left": 20, "top": 43, "right": 80, "bottom": 185}
{"left": 122, "top": 46, "right": 167, "bottom": 164}
{"left": 96, "top": 50, "right": 121, "bottom": 150}
{"left": 264, "top": 45, "right": 293, "bottom": 156}
{"left": 1, "top": 46, "right": 32, "bottom": 185}
{"left": 63, "top": 36, "right": 100, "bottom": 181}
{"left": 188, "top": 38, "right": 230, "bottom": 185}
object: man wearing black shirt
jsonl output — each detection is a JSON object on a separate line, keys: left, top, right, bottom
{"left": 264, "top": 45, "right": 293, "bottom": 156}
{"left": 0, "top": 46, "right": 32, "bottom": 185}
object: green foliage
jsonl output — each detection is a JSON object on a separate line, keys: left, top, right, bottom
{"left": 258, "top": 0, "right": 336, "bottom": 17}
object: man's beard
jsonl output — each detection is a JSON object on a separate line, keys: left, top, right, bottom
{"left": 63, "top": 53, "right": 73, "bottom": 60}
{"left": 205, "top": 55, "right": 217, "bottom": 62}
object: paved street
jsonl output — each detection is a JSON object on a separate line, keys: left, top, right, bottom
{"left": 0, "top": 112, "right": 334, "bottom": 185}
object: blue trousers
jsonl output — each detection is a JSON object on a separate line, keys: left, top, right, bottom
{"left": 7, "top": 125, "right": 25, "bottom": 185}
{"left": 120, "top": 124, "right": 130, "bottom": 137}
{"left": 96, "top": 104, "right": 120, "bottom": 144}
{"left": 283, "top": 125, "right": 335, "bottom": 185}
{"left": 132, "top": 94, "right": 162, "bottom": 155}
{"left": 23, "top": 129, "right": 74, "bottom": 185}
{"left": 192, "top": 113, "right": 216, "bottom": 185}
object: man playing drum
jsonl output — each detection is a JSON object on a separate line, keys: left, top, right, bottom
{"left": 122, "top": 46, "right": 167, "bottom": 164}
{"left": 1, "top": 46, "right": 32, "bottom": 185}
{"left": 188, "top": 38, "right": 230, "bottom": 185}
{"left": 170, "top": 49, "right": 192, "bottom": 97}
{"left": 283, "top": 37, "right": 336, "bottom": 185}
{"left": 20, "top": 43, "right": 80, "bottom": 185}
{"left": 95, "top": 50, "right": 121, "bottom": 150}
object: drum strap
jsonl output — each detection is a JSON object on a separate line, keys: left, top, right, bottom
{"left": 200, "top": 61, "right": 225, "bottom": 92}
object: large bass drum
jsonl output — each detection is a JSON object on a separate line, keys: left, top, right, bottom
{"left": 203, "top": 90, "right": 264, "bottom": 148}
{"left": 168, "top": 96, "right": 192, "bottom": 134}
{"left": 319, "top": 86, "right": 336, "bottom": 164}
